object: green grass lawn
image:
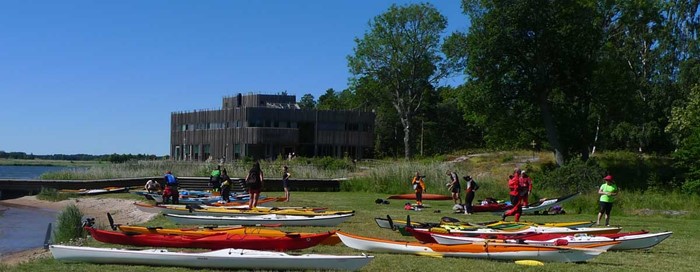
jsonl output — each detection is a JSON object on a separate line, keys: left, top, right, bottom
{"left": 4, "top": 191, "right": 699, "bottom": 272}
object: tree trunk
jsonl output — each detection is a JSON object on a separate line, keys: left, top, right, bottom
{"left": 538, "top": 94, "right": 565, "bottom": 166}
{"left": 401, "top": 116, "right": 412, "bottom": 160}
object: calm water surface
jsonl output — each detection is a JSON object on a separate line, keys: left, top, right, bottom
{"left": 0, "top": 166, "right": 65, "bottom": 256}
{"left": 0, "top": 165, "right": 71, "bottom": 179}
{"left": 0, "top": 204, "right": 56, "bottom": 256}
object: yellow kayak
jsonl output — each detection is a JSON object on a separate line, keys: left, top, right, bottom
{"left": 134, "top": 202, "right": 355, "bottom": 217}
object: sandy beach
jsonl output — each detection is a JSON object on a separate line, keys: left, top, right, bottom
{"left": 0, "top": 195, "right": 156, "bottom": 266}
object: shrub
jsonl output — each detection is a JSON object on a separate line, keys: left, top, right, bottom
{"left": 537, "top": 158, "right": 605, "bottom": 196}
{"left": 682, "top": 179, "right": 700, "bottom": 195}
{"left": 315, "top": 157, "right": 352, "bottom": 171}
{"left": 598, "top": 151, "right": 678, "bottom": 191}
{"left": 36, "top": 187, "right": 75, "bottom": 202}
{"left": 53, "top": 204, "right": 86, "bottom": 243}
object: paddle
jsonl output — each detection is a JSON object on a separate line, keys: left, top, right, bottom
{"left": 386, "top": 215, "right": 395, "bottom": 230}
{"left": 43, "top": 223, "right": 52, "bottom": 249}
{"left": 107, "top": 213, "right": 120, "bottom": 231}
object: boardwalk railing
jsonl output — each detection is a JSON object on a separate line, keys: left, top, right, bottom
{"left": 0, "top": 177, "right": 342, "bottom": 199}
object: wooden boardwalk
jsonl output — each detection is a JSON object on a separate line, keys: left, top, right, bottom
{"left": 0, "top": 177, "right": 342, "bottom": 199}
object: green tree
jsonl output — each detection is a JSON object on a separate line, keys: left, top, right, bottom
{"left": 445, "top": 0, "right": 603, "bottom": 165}
{"left": 348, "top": 3, "right": 449, "bottom": 159}
{"left": 298, "top": 93, "right": 316, "bottom": 110}
{"left": 317, "top": 88, "right": 342, "bottom": 110}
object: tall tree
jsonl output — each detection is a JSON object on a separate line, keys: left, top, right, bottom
{"left": 298, "top": 93, "right": 316, "bottom": 110}
{"left": 445, "top": 0, "right": 603, "bottom": 165}
{"left": 317, "top": 88, "right": 342, "bottom": 110}
{"left": 348, "top": 3, "right": 449, "bottom": 159}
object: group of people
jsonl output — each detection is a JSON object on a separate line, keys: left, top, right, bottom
{"left": 443, "top": 171, "right": 479, "bottom": 214}
{"left": 143, "top": 171, "right": 184, "bottom": 204}
{"left": 409, "top": 171, "right": 479, "bottom": 213}
{"left": 501, "top": 168, "right": 533, "bottom": 222}
{"left": 409, "top": 167, "right": 618, "bottom": 225}
{"left": 147, "top": 162, "right": 292, "bottom": 209}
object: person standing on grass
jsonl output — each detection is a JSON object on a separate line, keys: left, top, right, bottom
{"left": 519, "top": 171, "right": 533, "bottom": 206}
{"left": 411, "top": 172, "right": 426, "bottom": 207}
{"left": 502, "top": 168, "right": 522, "bottom": 222}
{"left": 163, "top": 170, "right": 179, "bottom": 204}
{"left": 596, "top": 175, "right": 618, "bottom": 226}
{"left": 220, "top": 169, "right": 231, "bottom": 203}
{"left": 282, "top": 165, "right": 291, "bottom": 202}
{"left": 245, "top": 161, "right": 264, "bottom": 209}
{"left": 463, "top": 175, "right": 478, "bottom": 215}
{"left": 446, "top": 171, "right": 462, "bottom": 206}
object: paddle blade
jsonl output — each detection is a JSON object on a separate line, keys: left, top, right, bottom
{"left": 515, "top": 260, "right": 544, "bottom": 266}
{"left": 386, "top": 215, "right": 395, "bottom": 230}
{"left": 416, "top": 252, "right": 443, "bottom": 258}
{"left": 107, "top": 213, "right": 116, "bottom": 230}
{"left": 43, "top": 223, "right": 52, "bottom": 249}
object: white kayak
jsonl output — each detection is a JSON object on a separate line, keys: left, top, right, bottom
{"left": 522, "top": 192, "right": 580, "bottom": 214}
{"left": 440, "top": 225, "right": 622, "bottom": 236}
{"left": 335, "top": 231, "right": 615, "bottom": 263}
{"left": 431, "top": 231, "right": 673, "bottom": 251}
{"left": 163, "top": 213, "right": 354, "bottom": 227}
{"left": 50, "top": 245, "right": 373, "bottom": 270}
{"left": 77, "top": 187, "right": 129, "bottom": 195}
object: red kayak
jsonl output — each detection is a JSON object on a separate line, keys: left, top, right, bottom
{"left": 85, "top": 227, "right": 333, "bottom": 251}
{"left": 407, "top": 227, "right": 649, "bottom": 244}
{"left": 471, "top": 203, "right": 511, "bottom": 212}
{"left": 387, "top": 193, "right": 453, "bottom": 200}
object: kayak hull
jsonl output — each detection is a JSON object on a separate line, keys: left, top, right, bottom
{"left": 50, "top": 245, "right": 373, "bottom": 270}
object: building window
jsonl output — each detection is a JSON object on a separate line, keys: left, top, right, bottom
{"left": 203, "top": 144, "right": 211, "bottom": 160}
{"left": 347, "top": 123, "right": 359, "bottom": 131}
{"left": 234, "top": 144, "right": 241, "bottom": 159}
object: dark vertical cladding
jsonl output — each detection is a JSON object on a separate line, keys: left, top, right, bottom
{"left": 171, "top": 93, "right": 375, "bottom": 161}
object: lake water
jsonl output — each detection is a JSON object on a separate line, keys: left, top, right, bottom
{"left": 0, "top": 165, "right": 65, "bottom": 256}
{"left": 0, "top": 203, "right": 56, "bottom": 256}
{"left": 0, "top": 165, "right": 72, "bottom": 179}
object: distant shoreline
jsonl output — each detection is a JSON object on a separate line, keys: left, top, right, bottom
{"left": 0, "top": 159, "right": 101, "bottom": 167}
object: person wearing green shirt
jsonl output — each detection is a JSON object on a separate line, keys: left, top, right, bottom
{"left": 596, "top": 175, "right": 619, "bottom": 226}
{"left": 209, "top": 165, "right": 222, "bottom": 192}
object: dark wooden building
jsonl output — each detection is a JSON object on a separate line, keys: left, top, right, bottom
{"left": 171, "top": 93, "right": 375, "bottom": 161}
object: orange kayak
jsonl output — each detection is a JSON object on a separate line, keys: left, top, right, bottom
{"left": 117, "top": 225, "right": 341, "bottom": 245}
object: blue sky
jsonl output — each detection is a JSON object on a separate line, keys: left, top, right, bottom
{"left": 0, "top": 0, "right": 469, "bottom": 156}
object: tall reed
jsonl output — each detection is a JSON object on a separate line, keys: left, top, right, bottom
{"left": 53, "top": 204, "right": 86, "bottom": 243}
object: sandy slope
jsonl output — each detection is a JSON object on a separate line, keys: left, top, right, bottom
{"left": 0, "top": 195, "right": 156, "bottom": 266}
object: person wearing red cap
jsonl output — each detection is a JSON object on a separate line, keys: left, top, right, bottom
{"left": 596, "top": 175, "right": 618, "bottom": 226}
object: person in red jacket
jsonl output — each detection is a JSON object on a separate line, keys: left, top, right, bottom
{"left": 519, "top": 171, "right": 533, "bottom": 206}
{"left": 502, "top": 168, "right": 522, "bottom": 222}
